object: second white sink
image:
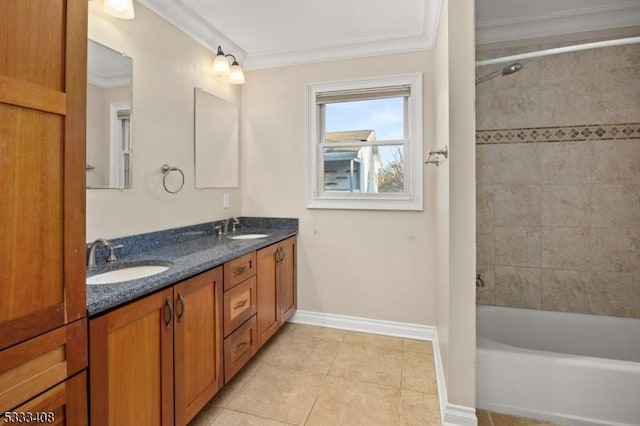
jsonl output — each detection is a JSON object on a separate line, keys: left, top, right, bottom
{"left": 228, "top": 234, "right": 269, "bottom": 240}
{"left": 87, "top": 265, "right": 170, "bottom": 285}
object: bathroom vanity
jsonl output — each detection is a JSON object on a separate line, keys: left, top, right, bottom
{"left": 85, "top": 219, "right": 297, "bottom": 426}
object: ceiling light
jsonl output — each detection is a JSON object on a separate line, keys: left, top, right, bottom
{"left": 103, "top": 0, "right": 135, "bottom": 20}
{"left": 212, "top": 46, "right": 245, "bottom": 85}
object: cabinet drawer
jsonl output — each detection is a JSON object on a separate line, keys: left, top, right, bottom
{"left": 223, "top": 316, "right": 257, "bottom": 383}
{"left": 0, "top": 319, "right": 87, "bottom": 413}
{"left": 224, "top": 252, "right": 256, "bottom": 291}
{"left": 223, "top": 276, "right": 257, "bottom": 337}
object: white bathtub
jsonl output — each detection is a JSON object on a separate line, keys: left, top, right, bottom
{"left": 476, "top": 305, "right": 640, "bottom": 426}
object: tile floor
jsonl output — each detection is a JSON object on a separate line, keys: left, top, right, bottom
{"left": 189, "top": 323, "right": 441, "bottom": 426}
{"left": 477, "top": 410, "right": 563, "bottom": 426}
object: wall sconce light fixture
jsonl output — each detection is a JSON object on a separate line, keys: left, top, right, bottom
{"left": 103, "top": 0, "right": 135, "bottom": 20}
{"left": 213, "top": 46, "right": 245, "bottom": 85}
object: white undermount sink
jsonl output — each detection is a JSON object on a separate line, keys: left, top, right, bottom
{"left": 228, "top": 233, "right": 269, "bottom": 240}
{"left": 87, "top": 265, "right": 170, "bottom": 285}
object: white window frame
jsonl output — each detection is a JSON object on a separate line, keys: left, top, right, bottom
{"left": 307, "top": 73, "right": 423, "bottom": 211}
{"left": 108, "top": 101, "right": 131, "bottom": 189}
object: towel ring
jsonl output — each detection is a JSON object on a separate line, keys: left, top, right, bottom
{"left": 161, "top": 164, "right": 185, "bottom": 194}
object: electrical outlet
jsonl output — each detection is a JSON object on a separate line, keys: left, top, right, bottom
{"left": 223, "top": 193, "right": 230, "bottom": 209}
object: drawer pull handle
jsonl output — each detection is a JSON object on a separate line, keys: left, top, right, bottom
{"left": 235, "top": 265, "right": 248, "bottom": 276}
{"left": 234, "top": 299, "right": 248, "bottom": 310}
{"left": 164, "top": 298, "right": 174, "bottom": 329}
{"left": 177, "top": 292, "right": 186, "bottom": 323}
{"left": 234, "top": 341, "right": 248, "bottom": 354}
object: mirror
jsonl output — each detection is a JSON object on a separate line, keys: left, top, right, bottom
{"left": 86, "top": 39, "right": 133, "bottom": 189}
{"left": 194, "top": 88, "right": 239, "bottom": 188}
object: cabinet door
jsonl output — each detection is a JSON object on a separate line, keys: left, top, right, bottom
{"left": 279, "top": 237, "right": 297, "bottom": 323}
{"left": 0, "top": 0, "right": 87, "bottom": 351}
{"left": 174, "top": 268, "right": 223, "bottom": 426}
{"left": 89, "top": 289, "right": 174, "bottom": 426}
{"left": 256, "top": 244, "right": 280, "bottom": 348}
{"left": 7, "top": 371, "right": 88, "bottom": 426}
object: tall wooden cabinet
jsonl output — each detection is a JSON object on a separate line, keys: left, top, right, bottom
{"left": 89, "top": 267, "right": 223, "bottom": 426}
{"left": 256, "top": 236, "right": 297, "bottom": 348}
{"left": 0, "top": 0, "right": 88, "bottom": 422}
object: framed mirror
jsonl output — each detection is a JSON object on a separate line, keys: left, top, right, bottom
{"left": 194, "top": 88, "right": 239, "bottom": 188}
{"left": 86, "top": 39, "right": 133, "bottom": 189}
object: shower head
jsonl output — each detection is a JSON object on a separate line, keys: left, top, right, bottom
{"left": 475, "top": 62, "right": 523, "bottom": 85}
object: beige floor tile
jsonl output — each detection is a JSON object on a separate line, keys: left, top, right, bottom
{"left": 211, "top": 409, "right": 293, "bottom": 425}
{"left": 477, "top": 409, "right": 493, "bottom": 426}
{"left": 188, "top": 402, "right": 224, "bottom": 425}
{"left": 306, "top": 376, "right": 401, "bottom": 426}
{"left": 399, "top": 389, "right": 441, "bottom": 426}
{"left": 490, "top": 412, "right": 560, "bottom": 426}
{"left": 403, "top": 339, "right": 434, "bottom": 354}
{"left": 211, "top": 357, "right": 262, "bottom": 407}
{"left": 285, "top": 323, "right": 346, "bottom": 342}
{"left": 402, "top": 351, "right": 437, "bottom": 394}
{"left": 227, "top": 363, "right": 324, "bottom": 425}
{"left": 343, "top": 331, "right": 406, "bottom": 350}
{"left": 328, "top": 342, "right": 403, "bottom": 387}
{"left": 261, "top": 333, "right": 340, "bottom": 374}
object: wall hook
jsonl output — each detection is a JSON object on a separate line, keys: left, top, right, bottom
{"left": 425, "top": 146, "right": 448, "bottom": 166}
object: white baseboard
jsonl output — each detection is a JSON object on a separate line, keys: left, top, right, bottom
{"left": 290, "top": 309, "right": 436, "bottom": 341}
{"left": 443, "top": 403, "right": 479, "bottom": 426}
{"left": 289, "top": 310, "right": 478, "bottom": 426}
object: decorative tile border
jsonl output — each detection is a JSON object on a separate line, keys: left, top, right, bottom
{"left": 477, "top": 123, "right": 640, "bottom": 144}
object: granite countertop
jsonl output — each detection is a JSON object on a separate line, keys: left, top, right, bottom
{"left": 86, "top": 218, "right": 297, "bottom": 316}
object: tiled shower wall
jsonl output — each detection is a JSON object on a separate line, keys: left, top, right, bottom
{"left": 475, "top": 39, "right": 640, "bottom": 318}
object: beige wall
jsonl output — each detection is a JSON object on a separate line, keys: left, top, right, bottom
{"left": 87, "top": 2, "right": 241, "bottom": 240}
{"left": 476, "top": 37, "right": 640, "bottom": 318}
{"left": 86, "top": 84, "right": 108, "bottom": 187}
{"left": 434, "top": 0, "right": 451, "bottom": 391}
{"left": 441, "top": 0, "right": 477, "bottom": 409}
{"left": 240, "top": 52, "right": 438, "bottom": 326}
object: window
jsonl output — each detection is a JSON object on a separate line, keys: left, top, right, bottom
{"left": 307, "top": 73, "right": 423, "bottom": 210}
{"left": 109, "top": 102, "right": 132, "bottom": 189}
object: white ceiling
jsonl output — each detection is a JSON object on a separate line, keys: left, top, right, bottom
{"left": 136, "top": 0, "right": 640, "bottom": 69}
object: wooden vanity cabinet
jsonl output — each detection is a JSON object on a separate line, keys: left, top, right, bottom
{"left": 89, "top": 268, "right": 223, "bottom": 426}
{"left": 256, "top": 236, "right": 297, "bottom": 348}
{"left": 0, "top": 0, "right": 88, "bottom": 421}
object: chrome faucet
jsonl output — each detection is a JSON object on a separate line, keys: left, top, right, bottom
{"left": 223, "top": 217, "right": 240, "bottom": 234}
{"left": 87, "top": 238, "right": 123, "bottom": 268}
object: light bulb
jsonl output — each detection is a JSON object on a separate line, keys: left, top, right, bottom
{"left": 229, "top": 62, "right": 245, "bottom": 85}
{"left": 213, "top": 47, "right": 231, "bottom": 76}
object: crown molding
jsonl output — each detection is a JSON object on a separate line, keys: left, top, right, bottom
{"left": 244, "top": 34, "right": 434, "bottom": 70}
{"left": 136, "top": 0, "right": 246, "bottom": 60}
{"left": 88, "top": 71, "right": 131, "bottom": 89}
{"left": 477, "top": 2, "right": 640, "bottom": 45}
